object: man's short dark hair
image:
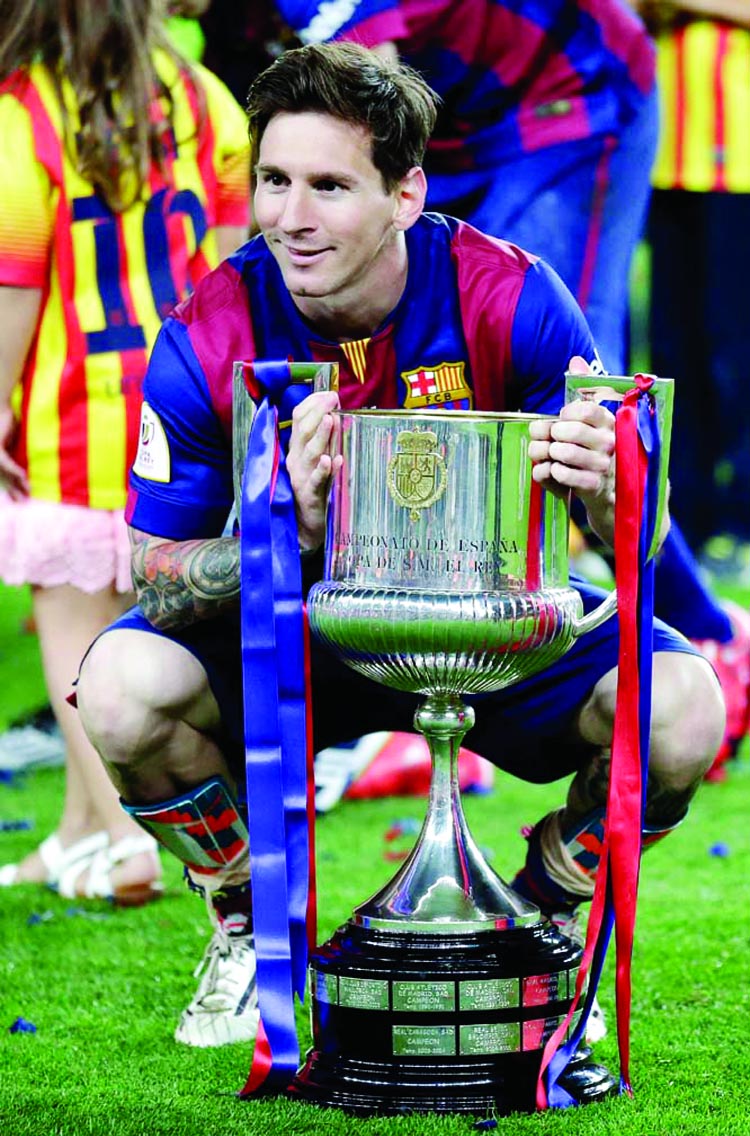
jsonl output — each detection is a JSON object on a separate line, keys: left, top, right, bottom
{"left": 246, "top": 41, "right": 439, "bottom": 190}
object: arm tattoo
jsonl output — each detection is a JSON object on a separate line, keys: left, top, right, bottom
{"left": 131, "top": 534, "right": 240, "bottom": 630}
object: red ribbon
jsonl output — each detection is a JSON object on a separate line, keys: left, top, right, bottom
{"left": 537, "top": 374, "right": 654, "bottom": 1107}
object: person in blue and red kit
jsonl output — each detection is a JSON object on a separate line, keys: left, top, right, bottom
{"left": 76, "top": 43, "right": 724, "bottom": 1054}
{"left": 198, "top": 0, "right": 749, "bottom": 777}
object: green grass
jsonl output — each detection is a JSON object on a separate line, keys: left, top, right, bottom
{"left": 1, "top": 581, "right": 749, "bottom": 1135}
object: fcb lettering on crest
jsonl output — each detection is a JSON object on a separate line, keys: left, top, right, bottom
{"left": 401, "top": 361, "right": 472, "bottom": 410}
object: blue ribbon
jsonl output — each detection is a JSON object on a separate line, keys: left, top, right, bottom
{"left": 239, "top": 362, "right": 313, "bottom": 1093}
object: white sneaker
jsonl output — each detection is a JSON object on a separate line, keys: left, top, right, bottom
{"left": 550, "top": 908, "right": 608, "bottom": 1045}
{"left": 0, "top": 720, "right": 65, "bottom": 772}
{"left": 174, "top": 914, "right": 259, "bottom": 1048}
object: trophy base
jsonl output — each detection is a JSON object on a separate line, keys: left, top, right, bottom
{"left": 289, "top": 922, "right": 617, "bottom": 1116}
{"left": 291, "top": 1046, "right": 616, "bottom": 1116}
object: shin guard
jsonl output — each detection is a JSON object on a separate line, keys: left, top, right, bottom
{"left": 641, "top": 817, "right": 684, "bottom": 849}
{"left": 511, "top": 807, "right": 605, "bottom": 913}
{"left": 122, "top": 776, "right": 249, "bottom": 884}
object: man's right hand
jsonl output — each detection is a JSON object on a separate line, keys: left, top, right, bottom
{"left": 286, "top": 390, "right": 343, "bottom": 552}
{"left": 0, "top": 405, "right": 29, "bottom": 499}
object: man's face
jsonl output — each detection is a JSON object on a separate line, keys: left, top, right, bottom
{"left": 254, "top": 111, "right": 403, "bottom": 307}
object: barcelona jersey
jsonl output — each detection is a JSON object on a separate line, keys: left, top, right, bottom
{"left": 276, "top": 0, "right": 655, "bottom": 163}
{"left": 127, "top": 213, "right": 598, "bottom": 541}
{"left": 0, "top": 52, "right": 250, "bottom": 509}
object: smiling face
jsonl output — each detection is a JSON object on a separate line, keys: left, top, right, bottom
{"left": 254, "top": 111, "right": 425, "bottom": 333}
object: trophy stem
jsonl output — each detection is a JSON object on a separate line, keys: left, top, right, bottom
{"left": 415, "top": 693, "right": 473, "bottom": 843}
{"left": 351, "top": 693, "right": 539, "bottom": 933}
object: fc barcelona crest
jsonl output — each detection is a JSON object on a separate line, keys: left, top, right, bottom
{"left": 401, "top": 361, "right": 472, "bottom": 410}
{"left": 386, "top": 430, "right": 448, "bottom": 521}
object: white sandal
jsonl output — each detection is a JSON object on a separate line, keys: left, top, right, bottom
{"left": 0, "top": 830, "right": 107, "bottom": 888}
{"left": 70, "top": 833, "right": 163, "bottom": 907}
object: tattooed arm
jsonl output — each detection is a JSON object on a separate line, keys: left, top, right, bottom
{"left": 130, "top": 528, "right": 240, "bottom": 631}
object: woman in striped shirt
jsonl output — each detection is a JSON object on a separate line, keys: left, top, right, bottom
{"left": 0, "top": 0, "right": 250, "bottom": 902}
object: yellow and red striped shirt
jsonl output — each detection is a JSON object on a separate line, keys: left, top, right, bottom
{"left": 653, "top": 19, "right": 750, "bottom": 192}
{"left": 0, "top": 52, "right": 250, "bottom": 508}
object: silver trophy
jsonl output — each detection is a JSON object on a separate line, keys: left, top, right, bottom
{"left": 286, "top": 381, "right": 673, "bottom": 1115}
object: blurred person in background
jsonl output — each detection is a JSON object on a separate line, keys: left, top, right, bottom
{"left": 0, "top": 0, "right": 250, "bottom": 901}
{"left": 639, "top": 0, "right": 750, "bottom": 564}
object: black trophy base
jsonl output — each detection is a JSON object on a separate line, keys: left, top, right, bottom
{"left": 289, "top": 921, "right": 617, "bottom": 1116}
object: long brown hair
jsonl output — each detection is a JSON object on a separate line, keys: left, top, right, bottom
{"left": 0, "top": 0, "right": 196, "bottom": 211}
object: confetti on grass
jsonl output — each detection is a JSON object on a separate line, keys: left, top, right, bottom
{"left": 27, "top": 911, "right": 55, "bottom": 926}
{"left": 9, "top": 1018, "right": 36, "bottom": 1034}
{"left": 710, "top": 843, "right": 730, "bottom": 858}
{"left": 27, "top": 907, "right": 112, "bottom": 926}
{"left": 383, "top": 817, "right": 421, "bottom": 861}
{"left": 384, "top": 818, "right": 421, "bottom": 841}
{"left": 0, "top": 819, "right": 33, "bottom": 832}
{"left": 64, "top": 907, "right": 112, "bottom": 922}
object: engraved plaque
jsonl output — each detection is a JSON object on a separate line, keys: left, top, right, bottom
{"left": 522, "top": 1014, "right": 563, "bottom": 1051}
{"left": 522, "top": 971, "right": 565, "bottom": 1007}
{"left": 338, "top": 976, "right": 390, "bottom": 1011}
{"left": 459, "top": 1021, "right": 521, "bottom": 1056}
{"left": 313, "top": 970, "right": 338, "bottom": 1005}
{"left": 392, "top": 1025, "right": 456, "bottom": 1057}
{"left": 392, "top": 980, "right": 455, "bottom": 1013}
{"left": 459, "top": 977, "right": 519, "bottom": 1011}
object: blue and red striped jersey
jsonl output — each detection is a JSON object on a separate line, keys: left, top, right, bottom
{"left": 127, "top": 214, "right": 598, "bottom": 540}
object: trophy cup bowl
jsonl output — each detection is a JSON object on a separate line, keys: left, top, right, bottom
{"left": 290, "top": 409, "right": 619, "bottom": 1115}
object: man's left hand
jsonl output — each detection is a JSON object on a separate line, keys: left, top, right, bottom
{"left": 529, "top": 399, "right": 616, "bottom": 545}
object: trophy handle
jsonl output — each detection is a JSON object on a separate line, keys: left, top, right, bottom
{"left": 571, "top": 586, "right": 619, "bottom": 639}
{"left": 231, "top": 360, "right": 339, "bottom": 520}
{"left": 564, "top": 372, "right": 674, "bottom": 563}
{"left": 565, "top": 372, "right": 674, "bottom": 639}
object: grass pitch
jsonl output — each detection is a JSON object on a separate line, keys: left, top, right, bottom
{"left": 1, "top": 581, "right": 749, "bottom": 1136}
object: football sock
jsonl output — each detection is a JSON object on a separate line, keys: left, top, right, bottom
{"left": 511, "top": 808, "right": 603, "bottom": 913}
{"left": 512, "top": 807, "right": 682, "bottom": 913}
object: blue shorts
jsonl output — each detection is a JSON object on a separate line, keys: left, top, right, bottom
{"left": 107, "top": 576, "right": 696, "bottom": 786}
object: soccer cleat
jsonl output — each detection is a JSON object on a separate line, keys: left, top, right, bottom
{"left": 550, "top": 908, "right": 607, "bottom": 1045}
{"left": 691, "top": 599, "right": 750, "bottom": 780}
{"left": 174, "top": 911, "right": 259, "bottom": 1048}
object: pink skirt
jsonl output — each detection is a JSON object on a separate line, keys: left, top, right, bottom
{"left": 0, "top": 495, "right": 133, "bottom": 594}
